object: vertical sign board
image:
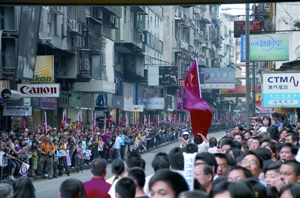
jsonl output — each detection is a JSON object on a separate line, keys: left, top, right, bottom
{"left": 262, "top": 72, "right": 300, "bottom": 107}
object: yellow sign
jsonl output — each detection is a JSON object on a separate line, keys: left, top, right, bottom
{"left": 0, "top": 0, "right": 261, "bottom": 5}
{"left": 274, "top": 108, "right": 295, "bottom": 113}
{"left": 26, "top": 56, "right": 54, "bottom": 83}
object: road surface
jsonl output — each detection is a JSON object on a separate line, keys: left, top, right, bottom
{"left": 33, "top": 131, "right": 225, "bottom": 197}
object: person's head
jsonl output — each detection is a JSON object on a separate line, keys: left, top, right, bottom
{"left": 193, "top": 163, "right": 213, "bottom": 191}
{"left": 279, "top": 143, "right": 298, "bottom": 161}
{"left": 220, "top": 138, "right": 235, "bottom": 153}
{"left": 262, "top": 116, "right": 272, "bottom": 127}
{"left": 111, "top": 158, "right": 125, "bottom": 177}
{"left": 168, "top": 147, "right": 184, "bottom": 171}
{"left": 260, "top": 138, "right": 272, "bottom": 148}
{"left": 227, "top": 166, "right": 252, "bottom": 182}
{"left": 149, "top": 169, "right": 189, "bottom": 198}
{"left": 210, "top": 181, "right": 255, "bottom": 198}
{"left": 249, "top": 136, "right": 260, "bottom": 151}
{"left": 0, "top": 183, "right": 13, "bottom": 198}
{"left": 214, "top": 153, "right": 228, "bottom": 176}
{"left": 91, "top": 158, "right": 107, "bottom": 177}
{"left": 151, "top": 156, "right": 170, "bottom": 172}
{"left": 60, "top": 178, "right": 86, "bottom": 198}
{"left": 279, "top": 160, "right": 300, "bottom": 184}
{"left": 193, "top": 136, "right": 200, "bottom": 145}
{"left": 184, "top": 143, "right": 198, "bottom": 153}
{"left": 279, "top": 183, "right": 300, "bottom": 198}
{"left": 13, "top": 176, "right": 36, "bottom": 198}
{"left": 241, "top": 151, "right": 263, "bottom": 179}
{"left": 243, "top": 178, "right": 267, "bottom": 198}
{"left": 178, "top": 190, "right": 209, "bottom": 198}
{"left": 264, "top": 163, "right": 283, "bottom": 191}
{"left": 256, "top": 148, "right": 272, "bottom": 161}
{"left": 195, "top": 152, "right": 218, "bottom": 176}
{"left": 233, "top": 133, "right": 244, "bottom": 145}
{"left": 126, "top": 151, "right": 142, "bottom": 169}
{"left": 115, "top": 178, "right": 136, "bottom": 198}
{"left": 244, "top": 131, "right": 253, "bottom": 140}
{"left": 286, "top": 132, "right": 299, "bottom": 146}
{"left": 141, "top": 158, "right": 146, "bottom": 170}
{"left": 182, "top": 131, "right": 189, "bottom": 140}
{"left": 234, "top": 125, "right": 244, "bottom": 133}
{"left": 127, "top": 167, "right": 146, "bottom": 190}
{"left": 272, "top": 112, "right": 280, "bottom": 123}
{"left": 264, "top": 143, "right": 278, "bottom": 160}
{"left": 226, "top": 148, "right": 244, "bottom": 160}
{"left": 208, "top": 137, "right": 218, "bottom": 148}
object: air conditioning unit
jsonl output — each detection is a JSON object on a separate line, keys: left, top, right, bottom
{"left": 71, "top": 20, "right": 78, "bottom": 33}
{"left": 138, "top": 33, "right": 144, "bottom": 43}
{"left": 114, "top": 17, "right": 119, "bottom": 29}
{"left": 80, "top": 58, "right": 90, "bottom": 71}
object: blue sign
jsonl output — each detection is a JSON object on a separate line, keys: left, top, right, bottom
{"left": 241, "top": 35, "right": 245, "bottom": 62}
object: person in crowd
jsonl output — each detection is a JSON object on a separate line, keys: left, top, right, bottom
{"left": 193, "top": 163, "right": 213, "bottom": 193}
{"left": 127, "top": 167, "right": 148, "bottom": 198}
{"left": 83, "top": 158, "right": 111, "bottom": 198}
{"left": 113, "top": 133, "right": 122, "bottom": 160}
{"left": 38, "top": 134, "right": 55, "bottom": 179}
{"left": 249, "top": 136, "right": 261, "bottom": 151}
{"left": 13, "top": 176, "right": 36, "bottom": 198}
{"left": 178, "top": 190, "right": 209, "bottom": 198}
{"left": 149, "top": 169, "right": 189, "bottom": 198}
{"left": 115, "top": 177, "right": 136, "bottom": 198}
{"left": 60, "top": 178, "right": 87, "bottom": 198}
{"left": 168, "top": 147, "right": 184, "bottom": 171}
{"left": 75, "top": 141, "right": 84, "bottom": 173}
{"left": 0, "top": 183, "right": 13, "bottom": 198}
{"left": 278, "top": 143, "right": 298, "bottom": 162}
{"left": 264, "top": 163, "right": 284, "bottom": 191}
{"left": 106, "top": 158, "right": 125, "bottom": 184}
{"left": 210, "top": 181, "right": 255, "bottom": 198}
{"left": 219, "top": 138, "right": 236, "bottom": 153}
{"left": 272, "top": 112, "right": 283, "bottom": 131}
{"left": 227, "top": 166, "right": 252, "bottom": 182}
{"left": 179, "top": 131, "right": 191, "bottom": 148}
{"left": 207, "top": 137, "right": 218, "bottom": 154}
{"left": 214, "top": 153, "right": 228, "bottom": 177}
{"left": 58, "top": 139, "right": 70, "bottom": 176}
{"left": 279, "top": 183, "right": 300, "bottom": 198}
{"left": 279, "top": 160, "right": 300, "bottom": 184}
{"left": 258, "top": 116, "right": 272, "bottom": 133}
{"left": 233, "top": 133, "right": 246, "bottom": 151}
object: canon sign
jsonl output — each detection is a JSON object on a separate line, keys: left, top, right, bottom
{"left": 17, "top": 84, "right": 60, "bottom": 97}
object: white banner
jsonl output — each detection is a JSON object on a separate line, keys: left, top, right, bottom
{"left": 17, "top": 83, "right": 60, "bottom": 97}
{"left": 145, "top": 97, "right": 164, "bottom": 110}
{"left": 3, "top": 106, "right": 32, "bottom": 116}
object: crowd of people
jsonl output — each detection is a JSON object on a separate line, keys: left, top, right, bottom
{"left": 2, "top": 111, "right": 300, "bottom": 198}
{"left": 0, "top": 120, "right": 190, "bottom": 181}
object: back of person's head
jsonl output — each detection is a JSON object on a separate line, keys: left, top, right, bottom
{"left": 115, "top": 178, "right": 136, "bottom": 198}
{"left": 227, "top": 166, "right": 253, "bottom": 179}
{"left": 243, "top": 178, "right": 267, "bottom": 198}
{"left": 91, "top": 158, "right": 107, "bottom": 176}
{"left": 0, "top": 183, "right": 13, "bottom": 198}
{"left": 195, "top": 152, "right": 218, "bottom": 174}
{"left": 60, "top": 178, "right": 86, "bottom": 198}
{"left": 178, "top": 190, "right": 209, "bottom": 198}
{"left": 126, "top": 151, "right": 142, "bottom": 168}
{"left": 279, "top": 183, "right": 300, "bottom": 198}
{"left": 184, "top": 143, "right": 198, "bottom": 153}
{"left": 127, "top": 167, "right": 146, "bottom": 189}
{"left": 212, "top": 176, "right": 227, "bottom": 186}
{"left": 13, "top": 176, "right": 36, "bottom": 198}
{"left": 141, "top": 158, "right": 146, "bottom": 170}
{"left": 168, "top": 147, "right": 184, "bottom": 170}
{"left": 149, "top": 169, "right": 189, "bottom": 197}
{"left": 154, "top": 152, "right": 168, "bottom": 158}
{"left": 233, "top": 141, "right": 242, "bottom": 149}
{"left": 194, "top": 136, "right": 200, "bottom": 145}
{"left": 221, "top": 138, "right": 236, "bottom": 148}
{"left": 226, "top": 148, "right": 244, "bottom": 159}
{"left": 210, "top": 181, "right": 255, "bottom": 198}
{"left": 111, "top": 158, "right": 125, "bottom": 182}
{"left": 256, "top": 148, "right": 272, "bottom": 161}
{"left": 208, "top": 137, "right": 218, "bottom": 148}
{"left": 151, "top": 156, "right": 170, "bottom": 172}
{"left": 266, "top": 186, "right": 278, "bottom": 198}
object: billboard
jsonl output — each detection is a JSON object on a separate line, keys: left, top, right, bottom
{"left": 26, "top": 56, "right": 54, "bottom": 83}
{"left": 262, "top": 72, "right": 300, "bottom": 107}
{"left": 145, "top": 97, "right": 164, "bottom": 110}
{"left": 16, "top": 6, "right": 42, "bottom": 80}
{"left": 250, "top": 34, "right": 289, "bottom": 61}
{"left": 201, "top": 68, "right": 235, "bottom": 89}
{"left": 221, "top": 85, "right": 262, "bottom": 97}
{"left": 17, "top": 83, "right": 60, "bottom": 97}
{"left": 234, "top": 21, "right": 263, "bottom": 38}
{"left": 148, "top": 66, "right": 178, "bottom": 86}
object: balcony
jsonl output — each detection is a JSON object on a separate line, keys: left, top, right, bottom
{"left": 102, "top": 6, "right": 122, "bottom": 17}
{"left": 143, "top": 30, "right": 163, "bottom": 53}
{"left": 194, "top": 33, "right": 201, "bottom": 42}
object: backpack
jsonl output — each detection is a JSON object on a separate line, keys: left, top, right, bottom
{"left": 106, "top": 137, "right": 115, "bottom": 148}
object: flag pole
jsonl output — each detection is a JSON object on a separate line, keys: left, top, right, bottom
{"left": 194, "top": 58, "right": 202, "bottom": 98}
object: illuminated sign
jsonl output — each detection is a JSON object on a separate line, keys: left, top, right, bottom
{"left": 234, "top": 21, "right": 262, "bottom": 38}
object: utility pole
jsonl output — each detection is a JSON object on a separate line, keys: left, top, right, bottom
{"left": 245, "top": 4, "right": 251, "bottom": 129}
{"left": 252, "top": 62, "right": 256, "bottom": 117}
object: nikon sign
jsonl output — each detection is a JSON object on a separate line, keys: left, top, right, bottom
{"left": 26, "top": 56, "right": 54, "bottom": 83}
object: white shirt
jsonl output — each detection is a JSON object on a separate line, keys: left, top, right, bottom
{"left": 295, "top": 149, "right": 300, "bottom": 163}
{"left": 258, "top": 126, "right": 267, "bottom": 133}
{"left": 113, "top": 136, "right": 121, "bottom": 149}
{"left": 0, "top": 151, "right": 5, "bottom": 167}
{"left": 98, "top": 141, "right": 104, "bottom": 151}
{"left": 108, "top": 179, "right": 119, "bottom": 198}
{"left": 143, "top": 174, "right": 154, "bottom": 197}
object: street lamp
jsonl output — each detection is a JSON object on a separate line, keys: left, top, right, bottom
{"left": 221, "top": 5, "right": 251, "bottom": 130}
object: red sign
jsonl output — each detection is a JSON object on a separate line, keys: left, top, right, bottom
{"left": 234, "top": 21, "right": 263, "bottom": 37}
{"left": 178, "top": 78, "right": 185, "bottom": 88}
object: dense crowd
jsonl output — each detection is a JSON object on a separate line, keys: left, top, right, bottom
{"left": 0, "top": 121, "right": 188, "bottom": 181}
{"left": 1, "top": 111, "right": 300, "bottom": 198}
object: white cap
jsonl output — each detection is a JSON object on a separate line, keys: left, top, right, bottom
{"left": 182, "top": 131, "right": 189, "bottom": 136}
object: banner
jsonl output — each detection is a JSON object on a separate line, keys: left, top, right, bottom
{"left": 26, "top": 55, "right": 54, "bottom": 83}
{"left": 85, "top": 150, "right": 92, "bottom": 160}
{"left": 19, "top": 162, "right": 30, "bottom": 176}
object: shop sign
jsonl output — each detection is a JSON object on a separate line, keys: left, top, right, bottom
{"left": 3, "top": 106, "right": 32, "bottom": 116}
{"left": 145, "top": 97, "right": 164, "bottom": 110}
{"left": 17, "top": 83, "right": 60, "bottom": 97}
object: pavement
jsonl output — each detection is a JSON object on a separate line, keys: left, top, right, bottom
{"left": 5, "top": 131, "right": 226, "bottom": 198}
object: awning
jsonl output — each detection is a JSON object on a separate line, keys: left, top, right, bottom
{"left": 276, "top": 59, "right": 300, "bottom": 71}
{"left": 114, "top": 41, "right": 144, "bottom": 55}
{"left": 130, "top": 6, "right": 147, "bottom": 15}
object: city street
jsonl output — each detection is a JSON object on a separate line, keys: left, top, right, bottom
{"left": 33, "top": 131, "right": 225, "bottom": 197}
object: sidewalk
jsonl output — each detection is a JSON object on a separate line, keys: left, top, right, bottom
{"left": 1, "top": 140, "right": 178, "bottom": 184}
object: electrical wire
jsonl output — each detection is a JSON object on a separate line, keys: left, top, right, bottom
{"left": 279, "top": 3, "right": 295, "bottom": 20}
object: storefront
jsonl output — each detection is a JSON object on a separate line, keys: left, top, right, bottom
{"left": 3, "top": 106, "right": 32, "bottom": 130}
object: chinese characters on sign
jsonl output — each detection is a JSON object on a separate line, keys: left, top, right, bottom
{"left": 201, "top": 68, "right": 235, "bottom": 89}
{"left": 234, "top": 21, "right": 262, "bottom": 37}
{"left": 178, "top": 78, "right": 185, "bottom": 88}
